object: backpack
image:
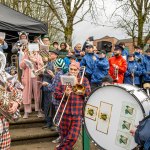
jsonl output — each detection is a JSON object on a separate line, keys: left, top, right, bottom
{"left": 134, "top": 115, "right": 150, "bottom": 150}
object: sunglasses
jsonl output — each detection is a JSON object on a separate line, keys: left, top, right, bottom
{"left": 70, "top": 68, "right": 78, "bottom": 71}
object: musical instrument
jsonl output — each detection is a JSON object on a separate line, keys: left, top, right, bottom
{"left": 0, "top": 32, "right": 5, "bottom": 46}
{"left": 143, "top": 83, "right": 150, "bottom": 97}
{"left": 114, "top": 65, "right": 119, "bottom": 81}
{"left": 84, "top": 84, "right": 150, "bottom": 150}
{"left": 72, "top": 66, "right": 86, "bottom": 95}
{"left": 53, "top": 84, "right": 71, "bottom": 127}
{"left": 131, "top": 69, "right": 135, "bottom": 86}
{"left": 0, "top": 51, "right": 22, "bottom": 122}
{"left": 34, "top": 64, "right": 48, "bottom": 76}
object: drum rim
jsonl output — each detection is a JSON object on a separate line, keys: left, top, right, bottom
{"left": 83, "top": 84, "right": 145, "bottom": 150}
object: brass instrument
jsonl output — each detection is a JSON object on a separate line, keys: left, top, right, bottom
{"left": 132, "top": 69, "right": 135, "bottom": 86}
{"left": 53, "top": 84, "right": 71, "bottom": 127}
{"left": 114, "top": 65, "right": 119, "bottom": 81}
{"left": 0, "top": 71, "right": 22, "bottom": 122}
{"left": 72, "top": 66, "right": 86, "bottom": 95}
{"left": 143, "top": 83, "right": 150, "bottom": 97}
{"left": 34, "top": 64, "right": 48, "bottom": 76}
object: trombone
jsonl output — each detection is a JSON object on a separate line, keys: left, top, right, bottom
{"left": 53, "top": 84, "right": 71, "bottom": 127}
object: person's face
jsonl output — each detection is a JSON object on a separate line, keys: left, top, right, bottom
{"left": 75, "top": 44, "right": 82, "bottom": 51}
{"left": 42, "top": 38, "right": 50, "bottom": 45}
{"left": 114, "top": 49, "right": 121, "bottom": 56}
{"left": 54, "top": 43, "right": 59, "bottom": 48}
{"left": 49, "top": 52, "right": 57, "bottom": 60}
{"left": 60, "top": 44, "right": 66, "bottom": 49}
{"left": 135, "top": 48, "right": 140, "bottom": 53}
{"left": 99, "top": 53, "right": 105, "bottom": 58}
{"left": 70, "top": 58, "right": 76, "bottom": 64}
{"left": 146, "top": 52, "right": 150, "bottom": 57}
{"left": 34, "top": 38, "right": 39, "bottom": 43}
{"left": 86, "top": 47, "right": 94, "bottom": 53}
{"left": 69, "top": 66, "right": 79, "bottom": 77}
{"left": 128, "top": 56, "right": 134, "bottom": 61}
{"left": 20, "top": 34, "right": 27, "bottom": 40}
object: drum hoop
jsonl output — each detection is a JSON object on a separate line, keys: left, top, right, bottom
{"left": 83, "top": 84, "right": 146, "bottom": 150}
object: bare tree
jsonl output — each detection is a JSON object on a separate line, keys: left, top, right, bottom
{"left": 112, "top": 0, "right": 150, "bottom": 47}
{"left": 44, "top": 0, "right": 97, "bottom": 46}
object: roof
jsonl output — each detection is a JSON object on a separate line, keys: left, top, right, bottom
{"left": 0, "top": 4, "right": 48, "bottom": 34}
{"left": 94, "top": 35, "right": 118, "bottom": 41}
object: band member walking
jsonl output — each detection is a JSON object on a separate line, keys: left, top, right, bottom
{"left": 91, "top": 50, "right": 109, "bottom": 90}
{"left": 20, "top": 48, "right": 44, "bottom": 119}
{"left": 124, "top": 53, "right": 142, "bottom": 86}
{"left": 109, "top": 45, "right": 127, "bottom": 83}
{"left": 53, "top": 62, "right": 91, "bottom": 150}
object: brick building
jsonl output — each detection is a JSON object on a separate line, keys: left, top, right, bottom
{"left": 93, "top": 36, "right": 150, "bottom": 53}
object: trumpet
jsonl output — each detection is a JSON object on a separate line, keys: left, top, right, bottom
{"left": 34, "top": 64, "right": 48, "bottom": 76}
{"left": 131, "top": 69, "right": 135, "bottom": 86}
{"left": 113, "top": 65, "right": 119, "bottom": 81}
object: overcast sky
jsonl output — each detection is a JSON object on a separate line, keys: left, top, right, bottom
{"left": 73, "top": 0, "right": 130, "bottom": 46}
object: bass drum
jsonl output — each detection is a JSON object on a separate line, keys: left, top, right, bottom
{"left": 84, "top": 84, "right": 150, "bottom": 150}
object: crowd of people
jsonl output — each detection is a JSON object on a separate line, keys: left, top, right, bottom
{"left": 0, "top": 31, "right": 150, "bottom": 150}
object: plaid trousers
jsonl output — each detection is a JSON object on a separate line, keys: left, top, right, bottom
{"left": 56, "top": 114, "right": 82, "bottom": 150}
{"left": 0, "top": 117, "right": 11, "bottom": 150}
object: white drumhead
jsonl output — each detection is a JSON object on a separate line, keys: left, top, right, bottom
{"left": 84, "top": 85, "right": 145, "bottom": 150}
{"left": 117, "top": 84, "right": 150, "bottom": 115}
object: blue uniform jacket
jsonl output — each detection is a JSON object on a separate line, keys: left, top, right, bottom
{"left": 134, "top": 52, "right": 144, "bottom": 64}
{"left": 142, "top": 55, "right": 150, "bottom": 82}
{"left": 124, "top": 61, "right": 142, "bottom": 85}
{"left": 80, "top": 53, "right": 98, "bottom": 75}
{"left": 91, "top": 57, "right": 109, "bottom": 83}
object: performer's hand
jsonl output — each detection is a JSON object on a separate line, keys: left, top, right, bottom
{"left": 47, "top": 70, "right": 55, "bottom": 78}
{"left": 130, "top": 126, "right": 137, "bottom": 136}
{"left": 80, "top": 51, "right": 85, "bottom": 56}
{"left": 8, "top": 101, "right": 19, "bottom": 114}
{"left": 131, "top": 73, "right": 134, "bottom": 78}
{"left": 42, "top": 81, "right": 49, "bottom": 86}
{"left": 65, "top": 86, "right": 72, "bottom": 96}
{"left": 113, "top": 64, "right": 118, "bottom": 69}
{"left": 29, "top": 56, "right": 36, "bottom": 63}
